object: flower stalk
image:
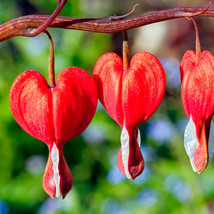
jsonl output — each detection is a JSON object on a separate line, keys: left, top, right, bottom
{"left": 123, "top": 31, "right": 130, "bottom": 70}
{"left": 44, "top": 30, "right": 56, "bottom": 88}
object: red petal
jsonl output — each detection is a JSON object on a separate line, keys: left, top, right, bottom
{"left": 181, "top": 50, "right": 214, "bottom": 173}
{"left": 9, "top": 70, "right": 54, "bottom": 146}
{"left": 53, "top": 67, "right": 98, "bottom": 143}
{"left": 43, "top": 144, "right": 73, "bottom": 199}
{"left": 93, "top": 52, "right": 124, "bottom": 126}
{"left": 181, "top": 50, "right": 214, "bottom": 120}
{"left": 193, "top": 121, "right": 210, "bottom": 173}
{"left": 122, "top": 52, "right": 166, "bottom": 128}
{"left": 93, "top": 51, "right": 166, "bottom": 179}
{"left": 117, "top": 127, "right": 144, "bottom": 180}
{"left": 10, "top": 68, "right": 97, "bottom": 145}
{"left": 180, "top": 50, "right": 196, "bottom": 83}
{"left": 10, "top": 68, "right": 98, "bottom": 197}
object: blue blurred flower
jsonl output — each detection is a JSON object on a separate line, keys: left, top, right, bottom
{"left": 101, "top": 198, "right": 130, "bottom": 214}
{"left": 25, "top": 155, "right": 46, "bottom": 175}
{"left": 147, "top": 119, "right": 175, "bottom": 143}
{"left": 176, "top": 117, "right": 188, "bottom": 135}
{"left": 38, "top": 192, "right": 73, "bottom": 214}
{"left": 24, "top": 37, "right": 47, "bottom": 57}
{"left": 136, "top": 189, "right": 158, "bottom": 208}
{"left": 160, "top": 58, "right": 181, "bottom": 88}
{"left": 0, "top": 201, "right": 9, "bottom": 214}
{"left": 141, "top": 146, "right": 156, "bottom": 162}
{"left": 38, "top": 198, "right": 59, "bottom": 214}
{"left": 164, "top": 174, "right": 192, "bottom": 202}
{"left": 107, "top": 166, "right": 126, "bottom": 185}
{"left": 83, "top": 123, "right": 108, "bottom": 143}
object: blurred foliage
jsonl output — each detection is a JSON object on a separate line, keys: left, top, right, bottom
{"left": 1, "top": 0, "right": 214, "bottom": 214}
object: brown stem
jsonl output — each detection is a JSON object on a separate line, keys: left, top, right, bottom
{"left": 123, "top": 31, "right": 130, "bottom": 70}
{"left": 0, "top": 7, "right": 214, "bottom": 42}
{"left": 25, "top": 0, "right": 67, "bottom": 37}
{"left": 43, "top": 30, "right": 55, "bottom": 88}
{"left": 188, "top": 17, "right": 202, "bottom": 61}
{"left": 109, "top": 3, "right": 139, "bottom": 21}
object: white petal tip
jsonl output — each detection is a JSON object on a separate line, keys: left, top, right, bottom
{"left": 121, "top": 126, "right": 131, "bottom": 179}
{"left": 51, "top": 143, "right": 61, "bottom": 198}
{"left": 184, "top": 117, "right": 198, "bottom": 172}
{"left": 208, "top": 121, "right": 214, "bottom": 159}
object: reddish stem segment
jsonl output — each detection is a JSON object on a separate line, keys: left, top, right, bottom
{"left": 25, "top": 0, "right": 67, "bottom": 37}
{"left": 123, "top": 31, "right": 130, "bottom": 70}
{"left": 0, "top": 7, "right": 213, "bottom": 42}
{"left": 189, "top": 18, "right": 202, "bottom": 61}
{"left": 44, "top": 30, "right": 55, "bottom": 88}
{"left": 109, "top": 3, "right": 139, "bottom": 21}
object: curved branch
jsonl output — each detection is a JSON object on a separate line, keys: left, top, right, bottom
{"left": 25, "top": 0, "right": 67, "bottom": 37}
{"left": 0, "top": 7, "right": 214, "bottom": 42}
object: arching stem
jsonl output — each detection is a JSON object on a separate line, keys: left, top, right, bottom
{"left": 123, "top": 31, "right": 130, "bottom": 70}
{"left": 109, "top": 3, "right": 139, "bottom": 21}
{"left": 1, "top": 7, "right": 214, "bottom": 42}
{"left": 44, "top": 30, "right": 55, "bottom": 88}
{"left": 188, "top": 17, "right": 202, "bottom": 61}
{"left": 25, "top": 0, "right": 67, "bottom": 37}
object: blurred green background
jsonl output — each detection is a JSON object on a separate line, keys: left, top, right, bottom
{"left": 0, "top": 0, "right": 214, "bottom": 213}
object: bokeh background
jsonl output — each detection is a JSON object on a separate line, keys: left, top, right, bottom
{"left": 0, "top": 0, "right": 214, "bottom": 213}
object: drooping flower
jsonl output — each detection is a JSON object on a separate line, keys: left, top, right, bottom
{"left": 180, "top": 50, "right": 214, "bottom": 173}
{"left": 93, "top": 51, "right": 166, "bottom": 179}
{"left": 10, "top": 68, "right": 97, "bottom": 198}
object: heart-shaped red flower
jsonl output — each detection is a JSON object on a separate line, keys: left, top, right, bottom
{"left": 93, "top": 51, "right": 166, "bottom": 179}
{"left": 10, "top": 68, "right": 97, "bottom": 198}
{"left": 180, "top": 50, "right": 214, "bottom": 174}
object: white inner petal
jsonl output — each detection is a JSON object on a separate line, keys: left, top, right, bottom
{"left": 120, "top": 126, "right": 131, "bottom": 179}
{"left": 120, "top": 127, "right": 141, "bottom": 179}
{"left": 208, "top": 121, "right": 214, "bottom": 159}
{"left": 184, "top": 117, "right": 214, "bottom": 172}
{"left": 51, "top": 143, "right": 61, "bottom": 198}
{"left": 184, "top": 117, "right": 198, "bottom": 172}
{"left": 137, "top": 128, "right": 141, "bottom": 147}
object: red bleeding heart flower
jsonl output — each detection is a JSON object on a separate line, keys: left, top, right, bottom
{"left": 93, "top": 44, "right": 166, "bottom": 179}
{"left": 10, "top": 68, "right": 97, "bottom": 198}
{"left": 180, "top": 18, "right": 214, "bottom": 174}
{"left": 9, "top": 32, "right": 97, "bottom": 198}
{"left": 180, "top": 50, "right": 214, "bottom": 173}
